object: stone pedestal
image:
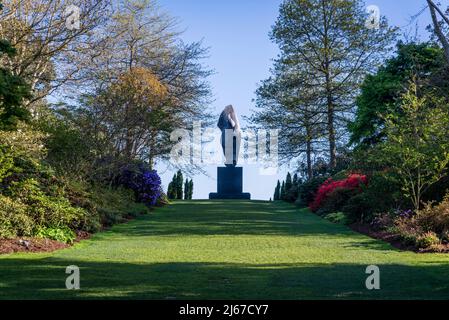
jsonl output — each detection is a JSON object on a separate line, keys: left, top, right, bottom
{"left": 209, "top": 167, "right": 251, "bottom": 200}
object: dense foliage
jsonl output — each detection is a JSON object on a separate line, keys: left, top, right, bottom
{"left": 272, "top": 38, "right": 449, "bottom": 250}
{"left": 309, "top": 174, "right": 368, "bottom": 212}
{"left": 249, "top": 0, "right": 396, "bottom": 175}
{"left": 120, "top": 164, "right": 163, "bottom": 206}
{"left": 349, "top": 42, "right": 449, "bottom": 145}
{"left": 0, "top": 0, "right": 209, "bottom": 244}
{"left": 0, "top": 40, "right": 31, "bottom": 130}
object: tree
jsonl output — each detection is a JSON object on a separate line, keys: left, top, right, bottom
{"left": 167, "top": 174, "right": 178, "bottom": 199}
{"left": 83, "top": 0, "right": 212, "bottom": 124}
{"left": 250, "top": 64, "right": 326, "bottom": 180}
{"left": 274, "top": 180, "right": 281, "bottom": 200}
{"left": 0, "top": 40, "right": 31, "bottom": 130}
{"left": 285, "top": 173, "right": 293, "bottom": 194}
{"left": 188, "top": 179, "right": 193, "bottom": 200}
{"left": 268, "top": 0, "right": 397, "bottom": 168}
{"left": 167, "top": 181, "right": 174, "bottom": 200}
{"left": 380, "top": 80, "right": 449, "bottom": 211}
{"left": 280, "top": 181, "right": 286, "bottom": 200}
{"left": 176, "top": 170, "right": 183, "bottom": 200}
{"left": 90, "top": 67, "right": 171, "bottom": 166}
{"left": 427, "top": 0, "right": 449, "bottom": 64}
{"left": 284, "top": 171, "right": 299, "bottom": 202}
{"left": 76, "top": 0, "right": 212, "bottom": 172}
{"left": 293, "top": 173, "right": 298, "bottom": 186}
{"left": 184, "top": 179, "right": 189, "bottom": 200}
{"left": 0, "top": 0, "right": 112, "bottom": 109}
{"left": 349, "top": 42, "right": 448, "bottom": 146}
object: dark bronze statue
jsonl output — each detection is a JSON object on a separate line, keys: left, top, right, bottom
{"left": 217, "top": 105, "right": 241, "bottom": 167}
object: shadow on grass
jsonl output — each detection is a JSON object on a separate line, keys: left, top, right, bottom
{"left": 108, "top": 200, "right": 400, "bottom": 253}
{"left": 1, "top": 201, "right": 430, "bottom": 299}
{"left": 113, "top": 200, "right": 357, "bottom": 239}
{"left": 1, "top": 258, "right": 449, "bottom": 299}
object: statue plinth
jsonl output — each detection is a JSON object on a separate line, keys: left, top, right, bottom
{"left": 209, "top": 167, "right": 251, "bottom": 200}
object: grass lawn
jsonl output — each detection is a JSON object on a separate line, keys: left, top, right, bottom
{"left": 1, "top": 200, "right": 449, "bottom": 299}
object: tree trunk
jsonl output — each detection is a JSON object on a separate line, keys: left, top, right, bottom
{"left": 305, "top": 122, "right": 313, "bottom": 180}
{"left": 148, "top": 133, "right": 155, "bottom": 170}
{"left": 327, "top": 98, "right": 337, "bottom": 168}
{"left": 428, "top": 0, "right": 449, "bottom": 65}
{"left": 306, "top": 139, "right": 313, "bottom": 181}
{"left": 322, "top": 0, "right": 337, "bottom": 168}
{"left": 124, "top": 133, "right": 133, "bottom": 160}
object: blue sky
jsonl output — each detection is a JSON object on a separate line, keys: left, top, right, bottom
{"left": 156, "top": 0, "right": 438, "bottom": 200}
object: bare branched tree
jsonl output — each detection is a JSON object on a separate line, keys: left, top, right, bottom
{"left": 0, "top": 0, "right": 112, "bottom": 108}
{"left": 76, "top": 0, "right": 212, "bottom": 173}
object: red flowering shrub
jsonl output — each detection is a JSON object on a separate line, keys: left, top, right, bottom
{"left": 309, "top": 174, "right": 368, "bottom": 212}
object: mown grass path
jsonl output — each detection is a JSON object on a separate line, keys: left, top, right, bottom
{"left": 1, "top": 200, "right": 449, "bottom": 299}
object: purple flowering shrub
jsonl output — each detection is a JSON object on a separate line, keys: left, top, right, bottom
{"left": 370, "top": 209, "right": 415, "bottom": 231}
{"left": 396, "top": 209, "right": 414, "bottom": 219}
{"left": 119, "top": 164, "right": 162, "bottom": 206}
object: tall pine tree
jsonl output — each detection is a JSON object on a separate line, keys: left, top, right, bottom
{"left": 167, "top": 174, "right": 177, "bottom": 199}
{"left": 176, "top": 170, "right": 183, "bottom": 200}
{"left": 184, "top": 179, "right": 189, "bottom": 200}
{"left": 167, "top": 181, "right": 174, "bottom": 200}
{"left": 293, "top": 173, "right": 298, "bottom": 186}
{"left": 251, "top": 0, "right": 396, "bottom": 171}
{"left": 188, "top": 179, "right": 193, "bottom": 200}
{"left": 280, "top": 181, "right": 286, "bottom": 200}
{"left": 274, "top": 180, "right": 281, "bottom": 200}
{"left": 285, "top": 172, "right": 292, "bottom": 194}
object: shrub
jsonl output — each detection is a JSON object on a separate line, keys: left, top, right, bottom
{"left": 36, "top": 226, "right": 76, "bottom": 244}
{"left": 6, "top": 178, "right": 87, "bottom": 228}
{"left": 0, "top": 125, "right": 163, "bottom": 242}
{"left": 401, "top": 231, "right": 421, "bottom": 247}
{"left": 82, "top": 213, "right": 102, "bottom": 233}
{"left": 309, "top": 174, "right": 368, "bottom": 212}
{"left": 324, "top": 212, "right": 350, "bottom": 225}
{"left": 37, "top": 110, "right": 93, "bottom": 177}
{"left": 416, "top": 231, "right": 440, "bottom": 249}
{"left": 392, "top": 214, "right": 442, "bottom": 249}
{"left": 316, "top": 187, "right": 357, "bottom": 216}
{"left": 389, "top": 194, "right": 449, "bottom": 249}
{"left": 0, "top": 144, "right": 14, "bottom": 183}
{"left": 0, "top": 195, "right": 33, "bottom": 238}
{"left": 98, "top": 207, "right": 126, "bottom": 227}
{"left": 392, "top": 217, "right": 423, "bottom": 247}
{"left": 295, "top": 176, "right": 328, "bottom": 207}
{"left": 342, "top": 192, "right": 376, "bottom": 223}
{"left": 414, "top": 195, "right": 449, "bottom": 235}
{"left": 31, "top": 195, "right": 87, "bottom": 229}
{"left": 119, "top": 163, "right": 162, "bottom": 206}
{"left": 442, "top": 230, "right": 449, "bottom": 243}
{"left": 370, "top": 212, "right": 395, "bottom": 231}
{"left": 340, "top": 172, "right": 406, "bottom": 223}
{"left": 79, "top": 184, "right": 149, "bottom": 231}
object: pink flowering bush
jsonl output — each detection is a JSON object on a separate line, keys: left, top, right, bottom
{"left": 309, "top": 174, "right": 368, "bottom": 212}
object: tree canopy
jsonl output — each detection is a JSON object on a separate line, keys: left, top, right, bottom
{"left": 0, "top": 40, "right": 31, "bottom": 130}
{"left": 250, "top": 0, "right": 397, "bottom": 177}
{"left": 349, "top": 42, "right": 449, "bottom": 146}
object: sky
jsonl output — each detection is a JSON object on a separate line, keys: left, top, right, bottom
{"left": 156, "top": 0, "right": 439, "bottom": 200}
